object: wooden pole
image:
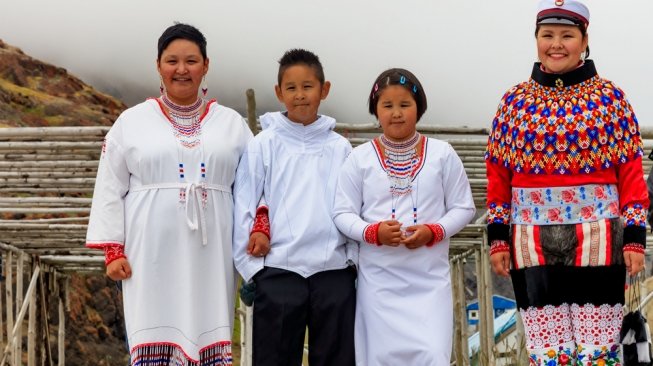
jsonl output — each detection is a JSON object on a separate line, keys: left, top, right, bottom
{"left": 5, "top": 251, "right": 14, "bottom": 366}
{"left": 39, "top": 267, "right": 54, "bottom": 366}
{"left": 245, "top": 89, "right": 258, "bottom": 135}
{"left": 0, "top": 253, "right": 4, "bottom": 345}
{"left": 57, "top": 277, "right": 68, "bottom": 366}
{"left": 15, "top": 253, "right": 24, "bottom": 366}
{"left": 0, "top": 264, "right": 40, "bottom": 366}
{"left": 27, "top": 275, "right": 36, "bottom": 366}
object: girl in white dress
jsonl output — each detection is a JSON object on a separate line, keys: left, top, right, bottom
{"left": 333, "top": 68, "right": 475, "bottom": 365}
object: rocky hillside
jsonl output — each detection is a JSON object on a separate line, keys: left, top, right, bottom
{"left": 0, "top": 39, "right": 126, "bottom": 127}
{"left": 0, "top": 39, "right": 129, "bottom": 364}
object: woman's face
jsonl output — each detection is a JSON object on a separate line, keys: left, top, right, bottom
{"left": 376, "top": 85, "right": 418, "bottom": 142}
{"left": 157, "top": 38, "right": 208, "bottom": 105}
{"left": 536, "top": 24, "right": 588, "bottom": 74}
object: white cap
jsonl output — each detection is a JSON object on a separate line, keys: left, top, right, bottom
{"left": 537, "top": 0, "right": 589, "bottom": 27}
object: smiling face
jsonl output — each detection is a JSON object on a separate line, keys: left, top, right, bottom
{"left": 157, "top": 38, "right": 209, "bottom": 105}
{"left": 376, "top": 85, "right": 418, "bottom": 142}
{"left": 275, "top": 64, "right": 330, "bottom": 125}
{"left": 536, "top": 24, "right": 588, "bottom": 74}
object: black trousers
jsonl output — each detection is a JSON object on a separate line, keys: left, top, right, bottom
{"left": 252, "top": 266, "right": 356, "bottom": 366}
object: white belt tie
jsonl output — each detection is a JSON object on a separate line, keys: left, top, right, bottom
{"left": 132, "top": 182, "right": 231, "bottom": 246}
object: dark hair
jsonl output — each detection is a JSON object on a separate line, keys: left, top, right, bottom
{"left": 535, "top": 24, "right": 590, "bottom": 59}
{"left": 157, "top": 23, "right": 207, "bottom": 61}
{"left": 368, "top": 68, "right": 427, "bottom": 122}
{"left": 277, "top": 49, "right": 325, "bottom": 86}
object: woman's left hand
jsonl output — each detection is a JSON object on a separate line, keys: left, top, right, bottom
{"left": 401, "top": 225, "right": 434, "bottom": 249}
{"left": 624, "top": 251, "right": 645, "bottom": 277}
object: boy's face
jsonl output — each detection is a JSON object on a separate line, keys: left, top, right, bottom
{"left": 275, "top": 64, "right": 330, "bottom": 125}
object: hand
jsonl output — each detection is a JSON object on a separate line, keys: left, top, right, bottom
{"left": 247, "top": 232, "right": 270, "bottom": 258}
{"left": 401, "top": 225, "right": 434, "bottom": 249}
{"left": 106, "top": 258, "right": 132, "bottom": 281}
{"left": 624, "top": 251, "right": 645, "bottom": 277}
{"left": 490, "top": 252, "right": 511, "bottom": 278}
{"left": 377, "top": 220, "right": 403, "bottom": 246}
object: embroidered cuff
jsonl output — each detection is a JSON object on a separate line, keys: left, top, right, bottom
{"left": 363, "top": 222, "right": 381, "bottom": 246}
{"left": 623, "top": 203, "right": 647, "bottom": 228}
{"left": 487, "top": 202, "right": 511, "bottom": 225}
{"left": 489, "top": 240, "right": 511, "bottom": 256}
{"left": 251, "top": 206, "right": 270, "bottom": 239}
{"left": 623, "top": 243, "right": 645, "bottom": 255}
{"left": 425, "top": 224, "right": 445, "bottom": 247}
{"left": 103, "top": 245, "right": 126, "bottom": 266}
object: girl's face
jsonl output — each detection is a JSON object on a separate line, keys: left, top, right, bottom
{"left": 537, "top": 24, "right": 588, "bottom": 74}
{"left": 376, "top": 85, "right": 418, "bottom": 142}
{"left": 157, "top": 38, "right": 208, "bottom": 105}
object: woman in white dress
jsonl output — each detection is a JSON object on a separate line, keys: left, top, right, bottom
{"left": 333, "top": 68, "right": 475, "bottom": 365}
{"left": 85, "top": 23, "right": 252, "bottom": 365}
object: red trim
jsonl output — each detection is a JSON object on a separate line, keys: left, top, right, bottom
{"left": 372, "top": 135, "right": 428, "bottom": 179}
{"left": 624, "top": 243, "right": 645, "bottom": 254}
{"left": 130, "top": 340, "right": 232, "bottom": 364}
{"left": 532, "top": 225, "right": 545, "bottom": 265}
{"left": 575, "top": 224, "right": 584, "bottom": 266}
{"left": 104, "top": 245, "right": 126, "bottom": 266}
{"left": 363, "top": 223, "right": 381, "bottom": 246}
{"left": 371, "top": 139, "right": 388, "bottom": 170}
{"left": 425, "top": 223, "right": 445, "bottom": 247}
{"left": 251, "top": 206, "right": 270, "bottom": 239}
{"left": 605, "top": 219, "right": 612, "bottom": 265}
{"left": 489, "top": 240, "right": 511, "bottom": 256}
{"left": 537, "top": 8, "right": 588, "bottom": 26}
{"left": 86, "top": 241, "right": 123, "bottom": 249}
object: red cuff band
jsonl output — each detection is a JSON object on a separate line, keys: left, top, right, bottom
{"left": 623, "top": 243, "right": 645, "bottom": 255}
{"left": 425, "top": 224, "right": 445, "bottom": 247}
{"left": 103, "top": 245, "right": 126, "bottom": 266}
{"left": 252, "top": 206, "right": 270, "bottom": 239}
{"left": 364, "top": 223, "right": 381, "bottom": 246}
{"left": 489, "top": 240, "right": 511, "bottom": 256}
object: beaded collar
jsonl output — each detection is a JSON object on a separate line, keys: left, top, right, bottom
{"left": 531, "top": 59, "right": 597, "bottom": 88}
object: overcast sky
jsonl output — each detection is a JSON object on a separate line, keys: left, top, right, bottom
{"left": 1, "top": 0, "right": 652, "bottom": 128}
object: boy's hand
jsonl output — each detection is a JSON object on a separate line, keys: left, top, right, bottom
{"left": 401, "top": 225, "right": 434, "bottom": 249}
{"left": 378, "top": 220, "right": 402, "bottom": 247}
{"left": 106, "top": 258, "right": 132, "bottom": 281}
{"left": 248, "top": 232, "right": 270, "bottom": 257}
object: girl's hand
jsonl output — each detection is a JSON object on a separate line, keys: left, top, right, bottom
{"left": 247, "top": 232, "right": 270, "bottom": 258}
{"left": 401, "top": 225, "right": 434, "bottom": 249}
{"left": 624, "top": 251, "right": 645, "bottom": 277}
{"left": 107, "top": 258, "right": 132, "bottom": 281}
{"left": 490, "top": 252, "right": 511, "bottom": 278}
{"left": 378, "top": 220, "right": 402, "bottom": 246}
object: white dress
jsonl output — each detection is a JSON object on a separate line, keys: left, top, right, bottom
{"left": 86, "top": 99, "right": 252, "bottom": 364}
{"left": 333, "top": 137, "right": 475, "bottom": 365}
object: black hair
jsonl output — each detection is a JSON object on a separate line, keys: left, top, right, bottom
{"left": 157, "top": 23, "right": 207, "bottom": 61}
{"left": 277, "top": 49, "right": 325, "bottom": 86}
{"left": 368, "top": 68, "right": 428, "bottom": 122}
{"left": 535, "top": 23, "right": 590, "bottom": 59}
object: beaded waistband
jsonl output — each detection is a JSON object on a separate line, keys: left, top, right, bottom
{"left": 511, "top": 184, "right": 620, "bottom": 225}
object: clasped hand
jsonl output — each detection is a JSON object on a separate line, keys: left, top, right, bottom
{"left": 377, "top": 220, "right": 433, "bottom": 249}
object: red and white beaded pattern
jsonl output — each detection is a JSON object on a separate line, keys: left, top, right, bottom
{"left": 623, "top": 243, "right": 645, "bottom": 254}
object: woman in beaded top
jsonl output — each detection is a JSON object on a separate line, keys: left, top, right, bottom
{"left": 85, "top": 23, "right": 252, "bottom": 365}
{"left": 485, "top": 1, "right": 649, "bottom": 364}
{"left": 333, "top": 68, "right": 475, "bottom": 364}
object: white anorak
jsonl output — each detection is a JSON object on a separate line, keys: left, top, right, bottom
{"left": 233, "top": 111, "right": 355, "bottom": 282}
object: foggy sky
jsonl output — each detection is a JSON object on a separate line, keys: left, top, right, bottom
{"left": 1, "top": 0, "right": 652, "bottom": 128}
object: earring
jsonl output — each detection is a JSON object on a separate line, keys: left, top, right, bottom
{"left": 159, "top": 76, "right": 165, "bottom": 95}
{"left": 201, "top": 76, "right": 208, "bottom": 97}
